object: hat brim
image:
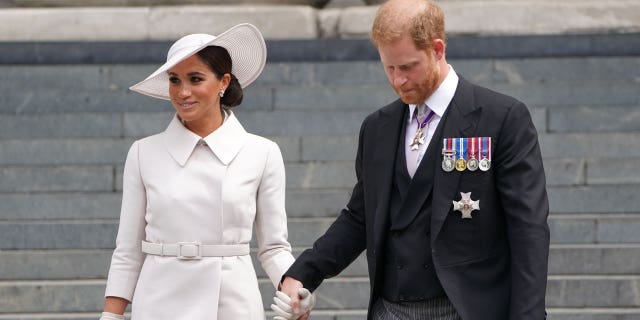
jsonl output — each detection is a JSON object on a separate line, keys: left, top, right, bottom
{"left": 129, "top": 23, "right": 266, "bottom": 100}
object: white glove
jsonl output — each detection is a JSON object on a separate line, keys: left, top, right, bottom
{"left": 271, "top": 288, "right": 316, "bottom": 320}
{"left": 100, "top": 312, "right": 125, "bottom": 320}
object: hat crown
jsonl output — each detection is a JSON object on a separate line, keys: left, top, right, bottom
{"left": 167, "top": 33, "right": 216, "bottom": 61}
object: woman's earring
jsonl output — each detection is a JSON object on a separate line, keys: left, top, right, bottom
{"left": 219, "top": 90, "right": 225, "bottom": 98}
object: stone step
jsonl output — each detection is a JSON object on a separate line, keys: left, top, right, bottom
{"left": 2, "top": 57, "right": 639, "bottom": 96}
{"left": 1, "top": 244, "right": 638, "bottom": 281}
{"left": 1, "top": 214, "right": 640, "bottom": 250}
{"left": 0, "top": 184, "right": 639, "bottom": 222}
{"left": 1, "top": 2, "right": 639, "bottom": 41}
{"left": 1, "top": 80, "right": 638, "bottom": 115}
{"left": 0, "top": 155, "right": 626, "bottom": 193}
{"left": 1, "top": 276, "right": 639, "bottom": 313}
{"left": 1, "top": 57, "right": 639, "bottom": 114}
{"left": 0, "top": 310, "right": 639, "bottom": 320}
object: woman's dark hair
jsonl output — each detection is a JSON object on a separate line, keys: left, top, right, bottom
{"left": 196, "top": 46, "right": 243, "bottom": 108}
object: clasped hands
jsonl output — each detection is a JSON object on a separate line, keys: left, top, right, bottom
{"left": 271, "top": 277, "right": 316, "bottom": 320}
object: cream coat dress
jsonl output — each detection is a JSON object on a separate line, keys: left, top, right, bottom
{"left": 105, "top": 111, "right": 295, "bottom": 319}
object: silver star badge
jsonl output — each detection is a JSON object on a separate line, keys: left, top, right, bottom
{"left": 452, "top": 192, "right": 480, "bottom": 219}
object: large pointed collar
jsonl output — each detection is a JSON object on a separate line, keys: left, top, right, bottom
{"left": 163, "top": 111, "right": 248, "bottom": 166}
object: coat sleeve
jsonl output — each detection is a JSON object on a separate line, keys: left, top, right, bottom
{"left": 284, "top": 119, "right": 369, "bottom": 292}
{"left": 104, "top": 141, "right": 147, "bottom": 301}
{"left": 254, "top": 141, "right": 295, "bottom": 288}
{"left": 494, "top": 102, "right": 550, "bottom": 320}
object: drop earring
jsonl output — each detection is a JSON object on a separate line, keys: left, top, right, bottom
{"left": 219, "top": 90, "right": 225, "bottom": 98}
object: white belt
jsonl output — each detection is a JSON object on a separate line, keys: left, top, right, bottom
{"left": 141, "top": 241, "right": 250, "bottom": 260}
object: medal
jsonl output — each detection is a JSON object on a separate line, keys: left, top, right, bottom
{"left": 479, "top": 137, "right": 491, "bottom": 171}
{"left": 467, "top": 137, "right": 478, "bottom": 171}
{"left": 409, "top": 106, "right": 435, "bottom": 151}
{"left": 441, "top": 138, "right": 455, "bottom": 172}
{"left": 410, "top": 131, "right": 423, "bottom": 151}
{"left": 452, "top": 192, "right": 480, "bottom": 219}
{"left": 455, "top": 137, "right": 466, "bottom": 171}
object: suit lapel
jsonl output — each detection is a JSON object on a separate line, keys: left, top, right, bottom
{"left": 431, "top": 78, "right": 481, "bottom": 240}
{"left": 371, "top": 100, "right": 407, "bottom": 251}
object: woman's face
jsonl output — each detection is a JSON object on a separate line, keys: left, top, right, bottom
{"left": 167, "top": 55, "right": 229, "bottom": 125}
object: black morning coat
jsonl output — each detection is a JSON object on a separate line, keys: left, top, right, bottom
{"left": 285, "top": 77, "right": 550, "bottom": 320}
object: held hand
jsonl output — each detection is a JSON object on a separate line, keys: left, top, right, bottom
{"left": 271, "top": 288, "right": 316, "bottom": 320}
{"left": 99, "top": 312, "right": 125, "bottom": 320}
{"left": 278, "top": 277, "right": 304, "bottom": 315}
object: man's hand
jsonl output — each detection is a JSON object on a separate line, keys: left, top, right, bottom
{"left": 272, "top": 277, "right": 315, "bottom": 320}
{"left": 278, "top": 277, "right": 304, "bottom": 315}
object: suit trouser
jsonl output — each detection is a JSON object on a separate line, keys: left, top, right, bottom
{"left": 373, "top": 296, "right": 461, "bottom": 320}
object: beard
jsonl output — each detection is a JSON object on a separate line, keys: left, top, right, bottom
{"left": 395, "top": 60, "right": 441, "bottom": 105}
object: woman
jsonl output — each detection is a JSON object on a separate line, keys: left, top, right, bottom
{"left": 100, "top": 23, "right": 309, "bottom": 320}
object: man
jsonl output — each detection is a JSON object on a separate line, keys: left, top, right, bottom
{"left": 277, "top": 0, "right": 550, "bottom": 319}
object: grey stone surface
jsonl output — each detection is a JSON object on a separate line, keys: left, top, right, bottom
{"left": 492, "top": 82, "right": 640, "bottom": 108}
{"left": 0, "top": 165, "right": 113, "bottom": 192}
{"left": 549, "top": 216, "right": 597, "bottom": 244}
{"left": 543, "top": 158, "right": 585, "bottom": 187}
{"left": 273, "top": 84, "right": 395, "bottom": 111}
{"left": 547, "top": 185, "right": 640, "bottom": 213}
{"left": 549, "top": 245, "right": 640, "bottom": 275}
{"left": 0, "top": 139, "right": 132, "bottom": 165}
{"left": 539, "top": 133, "right": 640, "bottom": 158}
{"left": 0, "top": 222, "right": 117, "bottom": 250}
{"left": 546, "top": 275, "right": 640, "bottom": 307}
{"left": 122, "top": 112, "right": 173, "bottom": 137}
{"left": 286, "top": 162, "right": 356, "bottom": 189}
{"left": 0, "top": 193, "right": 121, "bottom": 220}
{"left": 269, "top": 136, "right": 301, "bottom": 163}
{"left": 302, "top": 136, "right": 358, "bottom": 162}
{"left": 287, "top": 218, "right": 336, "bottom": 247}
{"left": 492, "top": 57, "right": 640, "bottom": 85}
{"left": 0, "top": 113, "right": 121, "bottom": 138}
{"left": 550, "top": 106, "right": 640, "bottom": 133}
{"left": 0, "top": 250, "right": 112, "bottom": 280}
{"left": 598, "top": 218, "right": 640, "bottom": 243}
{"left": 0, "top": 89, "right": 164, "bottom": 114}
{"left": 1, "top": 38, "right": 640, "bottom": 320}
{"left": 587, "top": 158, "right": 640, "bottom": 185}
{"left": 285, "top": 190, "right": 351, "bottom": 218}
{"left": 147, "top": 6, "right": 318, "bottom": 40}
{"left": 235, "top": 110, "right": 371, "bottom": 136}
{"left": 544, "top": 312, "right": 640, "bottom": 320}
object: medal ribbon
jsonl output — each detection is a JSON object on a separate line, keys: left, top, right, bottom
{"left": 452, "top": 138, "right": 457, "bottom": 158}
{"left": 457, "top": 137, "right": 466, "bottom": 160}
{"left": 487, "top": 137, "right": 491, "bottom": 161}
{"left": 416, "top": 109, "right": 436, "bottom": 132}
{"left": 469, "top": 137, "right": 476, "bottom": 159}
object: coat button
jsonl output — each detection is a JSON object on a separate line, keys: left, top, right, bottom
{"left": 423, "top": 264, "right": 429, "bottom": 269}
{"left": 399, "top": 295, "right": 405, "bottom": 301}
{"left": 397, "top": 264, "right": 403, "bottom": 270}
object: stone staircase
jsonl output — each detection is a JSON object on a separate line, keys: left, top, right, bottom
{"left": 1, "top": 1, "right": 640, "bottom": 319}
{"left": 2, "top": 44, "right": 640, "bottom": 319}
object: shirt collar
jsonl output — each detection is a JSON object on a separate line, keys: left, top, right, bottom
{"left": 163, "top": 110, "right": 247, "bottom": 166}
{"left": 409, "top": 65, "right": 459, "bottom": 119}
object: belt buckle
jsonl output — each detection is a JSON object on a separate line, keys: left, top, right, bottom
{"left": 177, "top": 241, "right": 202, "bottom": 260}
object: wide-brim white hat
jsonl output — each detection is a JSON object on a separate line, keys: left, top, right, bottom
{"left": 130, "top": 23, "right": 266, "bottom": 100}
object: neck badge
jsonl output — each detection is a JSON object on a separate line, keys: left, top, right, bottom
{"left": 452, "top": 192, "right": 480, "bottom": 219}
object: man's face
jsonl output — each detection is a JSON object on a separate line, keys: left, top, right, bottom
{"left": 378, "top": 34, "right": 441, "bottom": 105}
